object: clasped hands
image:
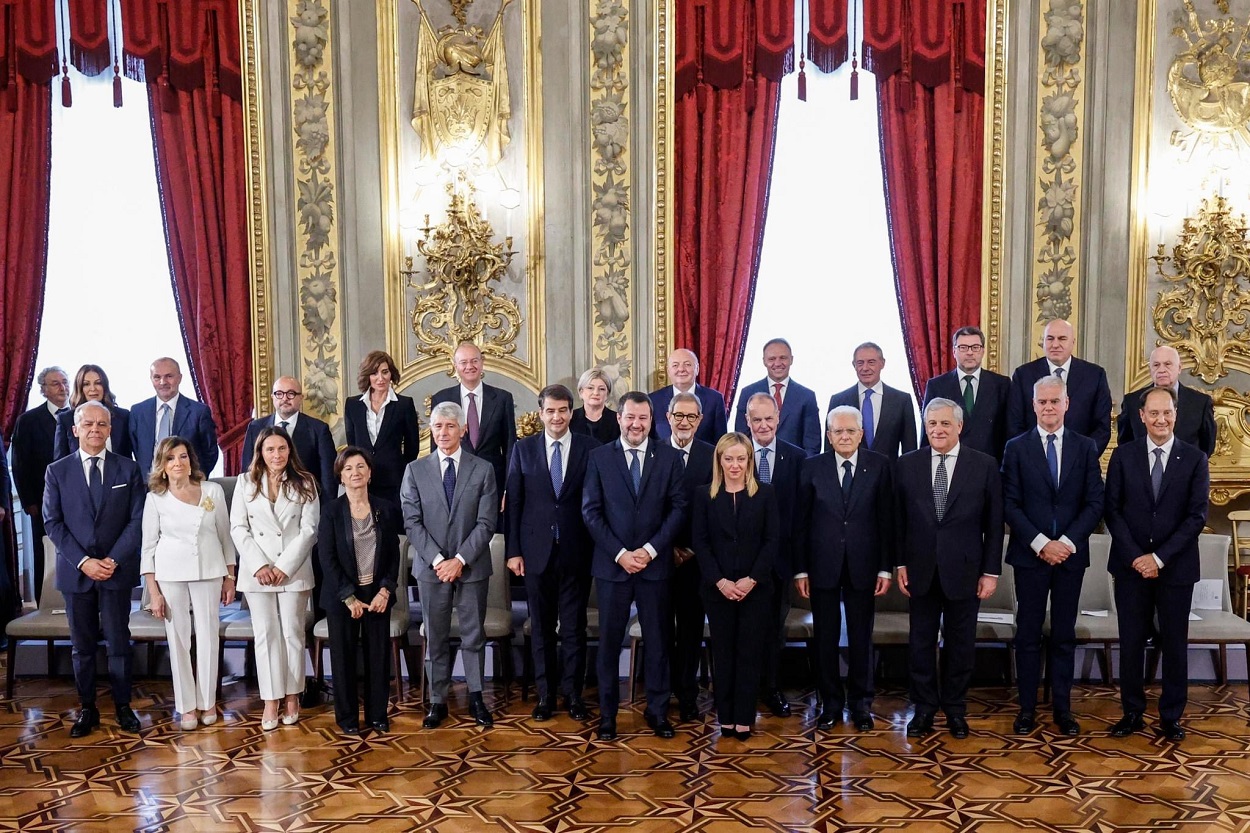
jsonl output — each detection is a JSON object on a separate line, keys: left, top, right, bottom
{"left": 717, "top": 576, "right": 756, "bottom": 601}
{"left": 82, "top": 557, "right": 117, "bottom": 582}
{"left": 1131, "top": 554, "right": 1161, "bottom": 579}
{"left": 253, "top": 564, "right": 289, "bottom": 587}
{"left": 346, "top": 589, "right": 389, "bottom": 618}
{"left": 434, "top": 556, "right": 464, "bottom": 583}
{"left": 619, "top": 548, "right": 652, "bottom": 574}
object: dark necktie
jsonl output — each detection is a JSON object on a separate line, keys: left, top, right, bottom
{"left": 680, "top": 448, "right": 688, "bottom": 468}
{"left": 862, "top": 389, "right": 875, "bottom": 448}
{"left": 963, "top": 375, "right": 975, "bottom": 415}
{"left": 757, "top": 448, "right": 772, "bottom": 484}
{"left": 628, "top": 449, "right": 641, "bottom": 494}
{"left": 56, "top": 406, "right": 70, "bottom": 416}
{"left": 466, "top": 393, "right": 481, "bottom": 449}
{"left": 1151, "top": 447, "right": 1164, "bottom": 500}
{"left": 1046, "top": 433, "right": 1059, "bottom": 487}
{"left": 280, "top": 420, "right": 290, "bottom": 433}
{"left": 1054, "top": 367, "right": 1065, "bottom": 382}
{"left": 89, "top": 457, "right": 104, "bottom": 514}
{"left": 443, "top": 457, "right": 456, "bottom": 509}
{"left": 550, "top": 440, "right": 564, "bottom": 497}
{"left": 841, "top": 460, "right": 853, "bottom": 504}
{"left": 933, "top": 453, "right": 949, "bottom": 521}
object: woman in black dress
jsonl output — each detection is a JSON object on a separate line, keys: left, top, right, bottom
{"left": 692, "top": 432, "right": 778, "bottom": 739}
{"left": 343, "top": 350, "right": 421, "bottom": 506}
{"left": 569, "top": 367, "right": 620, "bottom": 445}
{"left": 53, "top": 364, "right": 133, "bottom": 459}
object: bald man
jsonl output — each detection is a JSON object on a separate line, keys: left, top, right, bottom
{"left": 649, "top": 348, "right": 727, "bottom": 445}
{"left": 241, "top": 376, "right": 338, "bottom": 498}
{"left": 1117, "top": 346, "right": 1216, "bottom": 457}
{"left": 1007, "top": 319, "right": 1113, "bottom": 455}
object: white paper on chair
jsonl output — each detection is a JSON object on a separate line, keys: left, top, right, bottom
{"left": 1079, "top": 609, "right": 1109, "bottom": 617}
{"left": 977, "top": 612, "right": 1014, "bottom": 624}
{"left": 1192, "top": 579, "right": 1223, "bottom": 611}
{"left": 1190, "top": 612, "right": 1202, "bottom": 621}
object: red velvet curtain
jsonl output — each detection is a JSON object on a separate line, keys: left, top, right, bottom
{"left": 870, "top": 0, "right": 986, "bottom": 398}
{"left": 128, "top": 0, "right": 252, "bottom": 473}
{"left": 674, "top": 0, "right": 786, "bottom": 404}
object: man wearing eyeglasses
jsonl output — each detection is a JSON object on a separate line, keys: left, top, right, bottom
{"left": 430, "top": 342, "right": 516, "bottom": 502}
{"left": 921, "top": 326, "right": 1012, "bottom": 461}
{"left": 241, "top": 377, "right": 337, "bottom": 499}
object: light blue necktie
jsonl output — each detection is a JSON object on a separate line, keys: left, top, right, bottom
{"left": 757, "top": 448, "right": 772, "bottom": 484}
{"left": 629, "top": 449, "right": 641, "bottom": 494}
{"left": 1046, "top": 433, "right": 1059, "bottom": 488}
{"left": 156, "top": 403, "right": 172, "bottom": 445}
{"left": 862, "top": 389, "right": 875, "bottom": 448}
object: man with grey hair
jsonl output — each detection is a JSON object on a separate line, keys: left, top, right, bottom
{"left": 1117, "top": 345, "right": 1216, "bottom": 456}
{"left": 826, "top": 342, "right": 917, "bottom": 459}
{"left": 649, "top": 348, "right": 727, "bottom": 444}
{"left": 894, "top": 397, "right": 1003, "bottom": 739}
{"left": 794, "top": 405, "right": 894, "bottom": 731}
{"left": 12, "top": 365, "right": 70, "bottom": 602}
{"left": 1001, "top": 376, "right": 1104, "bottom": 736}
{"left": 130, "top": 357, "right": 219, "bottom": 476}
{"left": 402, "top": 399, "right": 499, "bottom": 729}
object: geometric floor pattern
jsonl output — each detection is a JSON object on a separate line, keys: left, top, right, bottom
{"left": 2, "top": 677, "right": 1250, "bottom": 832}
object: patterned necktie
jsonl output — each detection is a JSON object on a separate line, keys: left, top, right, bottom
{"left": 628, "top": 449, "right": 641, "bottom": 494}
{"left": 773, "top": 382, "right": 784, "bottom": 413}
{"left": 963, "top": 375, "right": 976, "bottom": 416}
{"left": 89, "top": 457, "right": 104, "bottom": 514}
{"left": 841, "top": 460, "right": 853, "bottom": 504}
{"left": 933, "top": 453, "right": 949, "bottom": 521}
{"left": 1046, "top": 433, "right": 1059, "bottom": 487}
{"left": 156, "top": 403, "right": 172, "bottom": 444}
{"left": 1151, "top": 447, "right": 1164, "bottom": 500}
{"left": 757, "top": 448, "right": 772, "bottom": 484}
{"left": 466, "top": 392, "right": 481, "bottom": 449}
{"left": 443, "top": 457, "right": 456, "bottom": 509}
{"left": 550, "top": 439, "right": 564, "bottom": 497}
{"left": 862, "top": 389, "right": 875, "bottom": 448}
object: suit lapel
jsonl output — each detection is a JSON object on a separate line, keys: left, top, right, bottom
{"left": 612, "top": 441, "right": 639, "bottom": 501}
{"left": 1027, "top": 431, "right": 1057, "bottom": 492}
{"left": 846, "top": 456, "right": 867, "bottom": 513}
{"left": 1157, "top": 443, "right": 1186, "bottom": 502}
{"left": 940, "top": 451, "right": 970, "bottom": 518}
{"left": 477, "top": 387, "right": 496, "bottom": 440}
{"left": 638, "top": 445, "right": 660, "bottom": 497}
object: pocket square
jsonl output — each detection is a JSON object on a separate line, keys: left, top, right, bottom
{"left": 111, "top": 484, "right": 126, "bottom": 489}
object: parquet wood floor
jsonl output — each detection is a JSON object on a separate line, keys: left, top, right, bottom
{"left": 2, "top": 675, "right": 1249, "bottom": 832}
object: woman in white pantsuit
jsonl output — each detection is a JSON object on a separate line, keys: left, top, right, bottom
{"left": 142, "top": 437, "right": 236, "bottom": 731}
{"left": 230, "top": 426, "right": 320, "bottom": 730}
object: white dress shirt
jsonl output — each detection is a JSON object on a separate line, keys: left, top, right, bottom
{"left": 669, "top": 435, "right": 692, "bottom": 465}
{"left": 858, "top": 382, "right": 884, "bottom": 436}
{"left": 1029, "top": 426, "right": 1076, "bottom": 556}
{"left": 360, "top": 388, "right": 397, "bottom": 443}
{"left": 1047, "top": 358, "right": 1073, "bottom": 379}
{"left": 615, "top": 439, "right": 657, "bottom": 563}
{"left": 769, "top": 377, "right": 790, "bottom": 404}
{"left": 274, "top": 411, "right": 300, "bottom": 434}
{"left": 546, "top": 431, "right": 570, "bottom": 481}
{"left": 154, "top": 393, "right": 181, "bottom": 446}
{"left": 433, "top": 447, "right": 467, "bottom": 566}
{"left": 959, "top": 367, "right": 982, "bottom": 399}
{"left": 1147, "top": 435, "right": 1176, "bottom": 569}
{"left": 930, "top": 443, "right": 959, "bottom": 483}
{"left": 140, "top": 481, "right": 235, "bottom": 581}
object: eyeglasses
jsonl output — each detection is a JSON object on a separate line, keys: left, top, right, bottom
{"left": 670, "top": 413, "right": 701, "bottom": 423}
{"left": 272, "top": 390, "right": 302, "bottom": 399}
{"left": 954, "top": 344, "right": 984, "bottom": 353}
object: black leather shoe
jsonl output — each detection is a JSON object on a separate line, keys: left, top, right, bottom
{"left": 422, "top": 703, "right": 449, "bottom": 730}
{"left": 116, "top": 706, "right": 141, "bottom": 733}
{"left": 70, "top": 706, "right": 100, "bottom": 738}
{"left": 678, "top": 700, "right": 700, "bottom": 722}
{"left": 906, "top": 713, "right": 934, "bottom": 738}
{"left": 763, "top": 691, "right": 792, "bottom": 717}
{"left": 947, "top": 716, "right": 970, "bottom": 739}
{"left": 468, "top": 694, "right": 494, "bottom": 728}
{"left": 1013, "top": 710, "right": 1036, "bottom": 735}
{"left": 1110, "top": 712, "right": 1145, "bottom": 738}
{"left": 851, "top": 711, "right": 874, "bottom": 732}
{"left": 565, "top": 696, "right": 590, "bottom": 721}
{"left": 816, "top": 709, "right": 843, "bottom": 729}
{"left": 1158, "top": 719, "right": 1186, "bottom": 742}
{"left": 644, "top": 713, "right": 676, "bottom": 738}
{"left": 531, "top": 698, "right": 555, "bottom": 722}
{"left": 370, "top": 719, "right": 389, "bottom": 734}
{"left": 338, "top": 721, "right": 361, "bottom": 736}
{"left": 597, "top": 718, "right": 617, "bottom": 740}
{"left": 1054, "top": 712, "right": 1081, "bottom": 736}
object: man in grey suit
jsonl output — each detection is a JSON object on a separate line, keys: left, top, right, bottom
{"left": 401, "top": 401, "right": 499, "bottom": 729}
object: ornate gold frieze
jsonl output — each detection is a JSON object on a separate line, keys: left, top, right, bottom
{"left": 240, "top": 0, "right": 274, "bottom": 411}
{"left": 981, "top": 0, "right": 1008, "bottom": 373}
{"left": 1030, "top": 0, "right": 1086, "bottom": 346}
{"left": 1151, "top": 195, "right": 1250, "bottom": 383}
{"left": 288, "top": 0, "right": 345, "bottom": 427}
{"left": 590, "top": 0, "right": 633, "bottom": 391}
{"left": 1167, "top": 0, "right": 1250, "bottom": 160}
{"left": 1209, "top": 387, "right": 1250, "bottom": 504}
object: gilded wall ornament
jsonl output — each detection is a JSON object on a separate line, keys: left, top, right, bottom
{"left": 411, "top": 0, "right": 512, "bottom": 167}
{"left": 1167, "top": 0, "right": 1250, "bottom": 160}
{"left": 289, "top": 0, "right": 345, "bottom": 425}
{"left": 1151, "top": 195, "right": 1250, "bottom": 383}
{"left": 1031, "top": 0, "right": 1086, "bottom": 339}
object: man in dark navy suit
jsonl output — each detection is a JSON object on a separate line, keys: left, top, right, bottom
{"left": 664, "top": 391, "right": 714, "bottom": 722}
{"left": 1001, "top": 376, "right": 1104, "bottom": 736}
{"left": 895, "top": 398, "right": 1003, "bottom": 739}
{"left": 1117, "top": 346, "right": 1216, "bottom": 457}
{"left": 43, "top": 402, "right": 145, "bottom": 737}
{"left": 129, "top": 357, "right": 219, "bottom": 476}
{"left": 794, "top": 405, "right": 893, "bottom": 731}
{"left": 922, "top": 326, "right": 1011, "bottom": 461}
{"left": 430, "top": 341, "right": 516, "bottom": 501}
{"left": 826, "top": 342, "right": 917, "bottom": 459}
{"left": 582, "top": 392, "right": 688, "bottom": 740}
{"left": 241, "top": 376, "right": 338, "bottom": 497}
{"left": 742, "top": 393, "right": 805, "bottom": 718}
{"left": 1105, "top": 386, "right": 1209, "bottom": 742}
{"left": 733, "top": 338, "right": 821, "bottom": 457}
{"left": 1007, "top": 319, "right": 1112, "bottom": 455}
{"left": 505, "top": 384, "right": 596, "bottom": 722}
{"left": 12, "top": 366, "right": 70, "bottom": 599}
{"left": 649, "top": 348, "right": 727, "bottom": 444}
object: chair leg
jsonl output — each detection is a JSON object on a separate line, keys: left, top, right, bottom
{"left": 391, "top": 638, "right": 403, "bottom": 702}
{"left": 216, "top": 640, "right": 227, "bottom": 703}
{"left": 1218, "top": 644, "right": 1228, "bottom": 686}
{"left": 1102, "top": 644, "right": 1114, "bottom": 685}
{"left": 46, "top": 639, "right": 54, "bottom": 676}
{"left": 313, "top": 638, "right": 325, "bottom": 682}
{"left": 627, "top": 637, "right": 640, "bottom": 703}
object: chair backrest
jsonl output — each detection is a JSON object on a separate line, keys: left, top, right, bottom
{"left": 984, "top": 562, "right": 1015, "bottom": 611}
{"left": 1229, "top": 510, "right": 1250, "bottom": 572}
{"left": 1079, "top": 533, "right": 1114, "bottom": 611}
{"left": 210, "top": 475, "right": 237, "bottom": 509}
{"left": 875, "top": 578, "right": 909, "bottom": 612}
{"left": 1198, "top": 532, "right": 1233, "bottom": 613}
{"left": 40, "top": 537, "right": 66, "bottom": 611}
{"left": 485, "top": 534, "right": 510, "bottom": 612}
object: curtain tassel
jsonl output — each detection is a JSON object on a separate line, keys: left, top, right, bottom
{"left": 60, "top": 71, "right": 72, "bottom": 106}
{"left": 797, "top": 61, "right": 807, "bottom": 101}
{"left": 696, "top": 81, "right": 709, "bottom": 113}
{"left": 112, "top": 73, "right": 123, "bottom": 106}
{"left": 796, "top": 0, "right": 807, "bottom": 101}
{"left": 850, "top": 59, "right": 859, "bottom": 100}
{"left": 743, "top": 76, "right": 756, "bottom": 112}
{"left": 110, "top": 0, "right": 122, "bottom": 106}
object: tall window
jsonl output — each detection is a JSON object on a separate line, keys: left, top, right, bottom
{"left": 732, "top": 61, "right": 913, "bottom": 424}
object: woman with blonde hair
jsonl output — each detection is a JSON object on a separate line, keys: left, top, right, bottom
{"left": 691, "top": 432, "right": 778, "bottom": 740}
{"left": 141, "top": 437, "right": 235, "bottom": 730}
{"left": 570, "top": 367, "right": 620, "bottom": 445}
{"left": 230, "top": 426, "right": 320, "bottom": 730}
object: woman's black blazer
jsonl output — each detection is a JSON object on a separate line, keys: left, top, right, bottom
{"left": 317, "top": 494, "right": 402, "bottom": 611}
{"left": 691, "top": 482, "right": 779, "bottom": 586}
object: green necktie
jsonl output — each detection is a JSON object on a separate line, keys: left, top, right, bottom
{"left": 962, "top": 375, "right": 975, "bottom": 416}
